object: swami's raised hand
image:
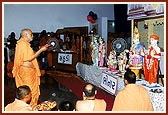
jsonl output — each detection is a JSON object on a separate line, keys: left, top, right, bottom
{"left": 40, "top": 44, "right": 51, "bottom": 51}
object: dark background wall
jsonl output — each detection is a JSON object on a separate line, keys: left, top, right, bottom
{"left": 114, "top": 4, "right": 131, "bottom": 34}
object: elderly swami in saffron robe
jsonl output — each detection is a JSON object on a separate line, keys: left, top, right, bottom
{"left": 12, "top": 28, "right": 50, "bottom": 108}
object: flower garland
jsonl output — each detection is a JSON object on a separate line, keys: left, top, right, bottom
{"left": 146, "top": 57, "right": 154, "bottom": 70}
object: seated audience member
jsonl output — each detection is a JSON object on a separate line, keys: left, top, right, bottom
{"left": 112, "top": 70, "right": 154, "bottom": 111}
{"left": 5, "top": 85, "right": 35, "bottom": 111}
{"left": 75, "top": 83, "right": 106, "bottom": 111}
{"left": 58, "top": 100, "right": 75, "bottom": 111}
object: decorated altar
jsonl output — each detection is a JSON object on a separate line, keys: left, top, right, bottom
{"left": 76, "top": 62, "right": 125, "bottom": 95}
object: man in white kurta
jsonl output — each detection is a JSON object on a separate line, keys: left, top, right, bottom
{"left": 5, "top": 98, "right": 33, "bottom": 111}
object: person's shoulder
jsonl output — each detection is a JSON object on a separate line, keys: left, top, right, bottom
{"left": 94, "top": 99, "right": 106, "bottom": 111}
{"left": 76, "top": 100, "right": 95, "bottom": 106}
{"left": 118, "top": 86, "right": 126, "bottom": 93}
{"left": 154, "top": 46, "right": 161, "bottom": 51}
{"left": 17, "top": 38, "right": 25, "bottom": 44}
{"left": 4, "top": 102, "right": 14, "bottom": 111}
{"left": 76, "top": 100, "right": 84, "bottom": 105}
{"left": 95, "top": 98, "right": 106, "bottom": 102}
{"left": 95, "top": 99, "right": 106, "bottom": 105}
{"left": 115, "top": 89, "right": 124, "bottom": 98}
{"left": 20, "top": 106, "right": 33, "bottom": 111}
{"left": 17, "top": 38, "right": 28, "bottom": 46}
{"left": 136, "top": 84, "right": 148, "bottom": 91}
{"left": 75, "top": 100, "right": 91, "bottom": 111}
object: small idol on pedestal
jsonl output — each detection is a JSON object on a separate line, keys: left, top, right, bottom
{"left": 128, "top": 27, "right": 145, "bottom": 78}
{"left": 117, "top": 50, "right": 128, "bottom": 73}
{"left": 107, "top": 50, "right": 117, "bottom": 71}
{"left": 98, "top": 37, "right": 106, "bottom": 67}
{"left": 128, "top": 26, "right": 145, "bottom": 68}
{"left": 90, "top": 36, "right": 99, "bottom": 67}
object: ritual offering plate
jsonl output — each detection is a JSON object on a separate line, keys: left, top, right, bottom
{"left": 35, "top": 101, "right": 57, "bottom": 111}
{"left": 47, "top": 38, "right": 59, "bottom": 51}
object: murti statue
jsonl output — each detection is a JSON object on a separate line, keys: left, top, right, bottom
{"left": 143, "top": 35, "right": 161, "bottom": 85}
{"left": 90, "top": 36, "right": 99, "bottom": 66}
{"left": 98, "top": 37, "right": 106, "bottom": 67}
{"left": 117, "top": 49, "right": 128, "bottom": 73}
{"left": 107, "top": 50, "right": 117, "bottom": 71}
{"left": 128, "top": 26, "right": 145, "bottom": 67}
{"left": 128, "top": 26, "right": 145, "bottom": 78}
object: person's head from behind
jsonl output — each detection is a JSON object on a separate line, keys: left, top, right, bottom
{"left": 10, "top": 32, "right": 16, "bottom": 39}
{"left": 83, "top": 83, "right": 97, "bottom": 100}
{"left": 124, "top": 71, "right": 136, "bottom": 85}
{"left": 58, "top": 100, "right": 74, "bottom": 111}
{"left": 21, "top": 28, "right": 33, "bottom": 42}
{"left": 16, "top": 85, "right": 32, "bottom": 104}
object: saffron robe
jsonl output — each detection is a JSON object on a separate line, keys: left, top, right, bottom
{"left": 12, "top": 38, "right": 41, "bottom": 107}
{"left": 143, "top": 46, "right": 160, "bottom": 84}
{"left": 112, "top": 84, "right": 154, "bottom": 111}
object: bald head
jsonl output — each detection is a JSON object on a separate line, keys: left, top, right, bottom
{"left": 20, "top": 29, "right": 33, "bottom": 42}
{"left": 83, "top": 83, "right": 96, "bottom": 97}
{"left": 21, "top": 29, "right": 32, "bottom": 37}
